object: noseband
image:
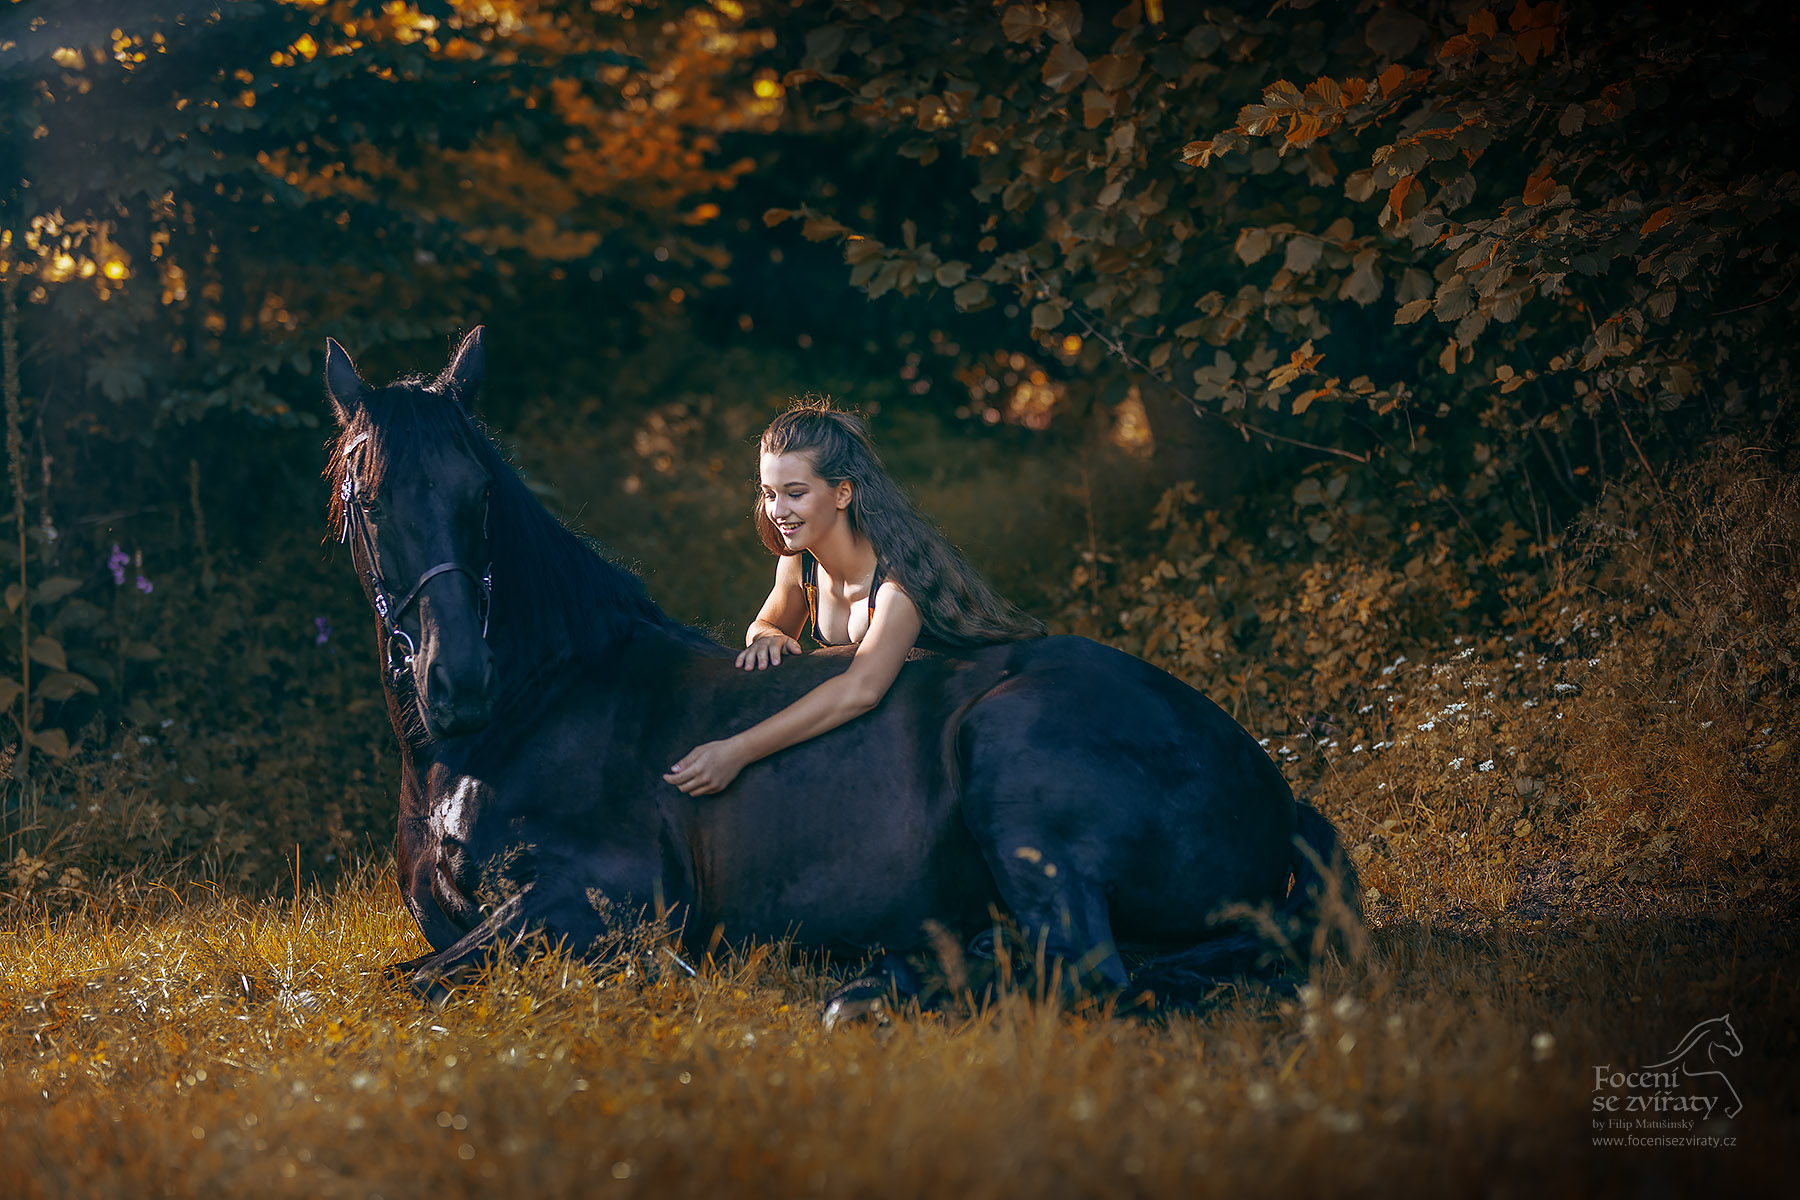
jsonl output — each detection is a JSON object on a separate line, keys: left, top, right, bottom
{"left": 338, "top": 432, "right": 493, "bottom": 685}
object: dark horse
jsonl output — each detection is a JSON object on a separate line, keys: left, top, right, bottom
{"left": 325, "top": 329, "right": 1354, "bottom": 1014}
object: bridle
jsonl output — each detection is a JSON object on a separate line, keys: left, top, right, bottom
{"left": 338, "top": 431, "right": 493, "bottom": 686}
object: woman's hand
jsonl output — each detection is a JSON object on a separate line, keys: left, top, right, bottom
{"left": 664, "top": 739, "right": 749, "bottom": 796}
{"left": 737, "top": 632, "right": 801, "bottom": 670}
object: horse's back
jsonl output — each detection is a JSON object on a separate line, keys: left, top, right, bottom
{"left": 956, "top": 635, "right": 1295, "bottom": 943}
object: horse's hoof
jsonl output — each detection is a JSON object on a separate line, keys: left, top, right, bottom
{"left": 822, "top": 982, "right": 889, "bottom": 1031}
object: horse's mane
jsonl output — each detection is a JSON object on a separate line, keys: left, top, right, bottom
{"left": 325, "top": 377, "right": 720, "bottom": 721}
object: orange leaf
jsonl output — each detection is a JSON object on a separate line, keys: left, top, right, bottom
{"left": 1523, "top": 170, "right": 1556, "bottom": 205}
{"left": 1388, "top": 174, "right": 1421, "bottom": 218}
{"left": 1641, "top": 207, "right": 1677, "bottom": 236}
{"left": 1439, "top": 34, "right": 1476, "bottom": 60}
{"left": 1516, "top": 25, "right": 1555, "bottom": 63}
{"left": 1468, "top": 9, "right": 1498, "bottom": 37}
{"left": 1292, "top": 387, "right": 1333, "bottom": 416}
{"left": 1511, "top": 0, "right": 1560, "bottom": 30}
{"left": 1342, "top": 77, "right": 1369, "bottom": 106}
{"left": 1379, "top": 63, "right": 1407, "bottom": 97}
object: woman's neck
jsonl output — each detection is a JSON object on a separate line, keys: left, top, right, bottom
{"left": 809, "top": 525, "right": 878, "bottom": 588}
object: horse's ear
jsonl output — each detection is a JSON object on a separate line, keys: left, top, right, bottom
{"left": 324, "top": 337, "right": 368, "bottom": 424}
{"left": 442, "top": 325, "right": 485, "bottom": 410}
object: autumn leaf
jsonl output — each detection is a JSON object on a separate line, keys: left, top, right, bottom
{"left": 1388, "top": 174, "right": 1422, "bottom": 220}
{"left": 1292, "top": 386, "right": 1335, "bottom": 416}
{"left": 1181, "top": 140, "right": 1215, "bottom": 167}
{"left": 1511, "top": 0, "right": 1559, "bottom": 62}
{"left": 1439, "top": 34, "right": 1477, "bottom": 61}
{"left": 1378, "top": 63, "right": 1407, "bottom": 97}
{"left": 1235, "top": 227, "right": 1273, "bottom": 265}
{"left": 1640, "top": 207, "right": 1677, "bottom": 235}
{"left": 1042, "top": 42, "right": 1088, "bottom": 93}
{"left": 1001, "top": 5, "right": 1045, "bottom": 42}
{"left": 1522, "top": 169, "right": 1556, "bottom": 205}
{"left": 1083, "top": 87, "right": 1115, "bottom": 128}
{"left": 1089, "top": 51, "right": 1143, "bottom": 92}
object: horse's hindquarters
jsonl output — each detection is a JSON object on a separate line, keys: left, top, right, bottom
{"left": 956, "top": 638, "right": 1296, "bottom": 946}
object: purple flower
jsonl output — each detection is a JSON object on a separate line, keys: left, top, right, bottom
{"left": 135, "top": 574, "right": 153, "bottom": 594}
{"left": 314, "top": 616, "right": 332, "bottom": 645}
{"left": 108, "top": 544, "right": 129, "bottom": 586}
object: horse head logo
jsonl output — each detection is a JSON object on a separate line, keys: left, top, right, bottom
{"left": 1643, "top": 1013, "right": 1743, "bottom": 1119}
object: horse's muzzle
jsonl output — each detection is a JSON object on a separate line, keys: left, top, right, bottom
{"left": 423, "top": 653, "right": 495, "bottom": 738}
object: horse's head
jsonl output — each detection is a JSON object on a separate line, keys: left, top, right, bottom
{"left": 1714, "top": 1014, "right": 1744, "bottom": 1060}
{"left": 325, "top": 328, "right": 496, "bottom": 739}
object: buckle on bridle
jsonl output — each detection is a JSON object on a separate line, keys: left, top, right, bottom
{"left": 386, "top": 627, "right": 417, "bottom": 683}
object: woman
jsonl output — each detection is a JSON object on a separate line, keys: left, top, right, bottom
{"left": 663, "top": 401, "right": 1043, "bottom": 796}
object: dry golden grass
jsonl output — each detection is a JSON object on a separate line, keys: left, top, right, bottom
{"left": 4, "top": 452, "right": 1796, "bottom": 1196}
{"left": 1, "top": 859, "right": 1793, "bottom": 1199}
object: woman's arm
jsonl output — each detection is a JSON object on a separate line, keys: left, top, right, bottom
{"left": 664, "top": 582, "right": 924, "bottom": 796}
{"left": 738, "top": 551, "right": 809, "bottom": 669}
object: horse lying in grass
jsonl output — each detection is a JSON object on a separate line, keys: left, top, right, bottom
{"left": 323, "top": 329, "right": 1357, "bottom": 1017}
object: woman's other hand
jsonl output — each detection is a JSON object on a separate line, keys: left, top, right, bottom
{"left": 736, "top": 632, "right": 801, "bottom": 670}
{"left": 664, "top": 739, "right": 749, "bottom": 796}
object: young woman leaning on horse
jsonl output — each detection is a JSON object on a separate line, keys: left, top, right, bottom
{"left": 663, "top": 403, "right": 1043, "bottom": 797}
{"left": 322, "top": 329, "right": 1357, "bottom": 1016}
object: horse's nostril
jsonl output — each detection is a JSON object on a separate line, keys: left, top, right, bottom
{"left": 429, "top": 660, "right": 454, "bottom": 706}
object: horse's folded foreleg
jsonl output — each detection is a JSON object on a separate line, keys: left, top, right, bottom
{"left": 404, "top": 889, "right": 545, "bottom": 1006}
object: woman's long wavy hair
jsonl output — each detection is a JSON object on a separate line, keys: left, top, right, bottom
{"left": 752, "top": 400, "right": 1044, "bottom": 647}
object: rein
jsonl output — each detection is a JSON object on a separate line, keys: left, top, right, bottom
{"left": 339, "top": 431, "right": 493, "bottom": 685}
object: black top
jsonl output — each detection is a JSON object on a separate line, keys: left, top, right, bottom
{"left": 799, "top": 550, "right": 884, "bottom": 647}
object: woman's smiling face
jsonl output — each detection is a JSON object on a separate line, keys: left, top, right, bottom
{"left": 760, "top": 450, "right": 850, "bottom": 551}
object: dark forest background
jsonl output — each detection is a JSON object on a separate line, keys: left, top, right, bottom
{"left": 2, "top": 0, "right": 1797, "bottom": 910}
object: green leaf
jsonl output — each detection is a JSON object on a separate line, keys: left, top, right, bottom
{"left": 953, "top": 280, "right": 991, "bottom": 310}
{"left": 1031, "top": 301, "right": 1066, "bottom": 331}
{"left": 28, "top": 636, "right": 68, "bottom": 672}
{"left": 32, "top": 576, "right": 83, "bottom": 606}
{"left": 934, "top": 261, "right": 969, "bottom": 287}
{"left": 4, "top": 584, "right": 21, "bottom": 613}
{"left": 26, "top": 728, "right": 70, "bottom": 758}
{"left": 0, "top": 677, "right": 20, "bottom": 712}
{"left": 121, "top": 641, "right": 163, "bottom": 662}
{"left": 35, "top": 672, "right": 98, "bottom": 702}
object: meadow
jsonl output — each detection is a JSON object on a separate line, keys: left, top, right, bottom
{"left": 5, "top": 451, "right": 1796, "bottom": 1197}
